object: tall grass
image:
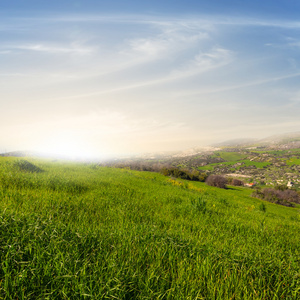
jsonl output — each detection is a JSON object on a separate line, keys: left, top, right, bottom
{"left": 0, "top": 157, "right": 299, "bottom": 299}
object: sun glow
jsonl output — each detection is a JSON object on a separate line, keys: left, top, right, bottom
{"left": 36, "top": 132, "right": 100, "bottom": 160}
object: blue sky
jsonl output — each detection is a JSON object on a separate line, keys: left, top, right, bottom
{"left": 1, "top": 1, "right": 300, "bottom": 158}
{"left": 2, "top": 0, "right": 300, "bottom": 17}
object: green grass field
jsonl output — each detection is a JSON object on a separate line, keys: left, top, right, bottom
{"left": 213, "top": 152, "right": 247, "bottom": 162}
{"left": 198, "top": 159, "right": 270, "bottom": 171}
{"left": 286, "top": 157, "right": 300, "bottom": 166}
{"left": 0, "top": 157, "right": 299, "bottom": 299}
{"left": 237, "top": 160, "right": 270, "bottom": 169}
{"left": 251, "top": 148, "right": 300, "bottom": 156}
{"left": 198, "top": 161, "right": 235, "bottom": 171}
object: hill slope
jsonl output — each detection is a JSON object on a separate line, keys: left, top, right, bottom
{"left": 212, "top": 131, "right": 300, "bottom": 150}
{"left": 0, "top": 157, "right": 299, "bottom": 299}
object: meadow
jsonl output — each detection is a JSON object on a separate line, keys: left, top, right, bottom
{"left": 286, "top": 157, "right": 300, "bottom": 166}
{"left": 0, "top": 157, "right": 299, "bottom": 299}
{"left": 212, "top": 152, "right": 248, "bottom": 162}
{"left": 198, "top": 160, "right": 270, "bottom": 171}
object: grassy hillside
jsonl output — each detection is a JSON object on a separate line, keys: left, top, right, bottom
{"left": 0, "top": 157, "right": 299, "bottom": 299}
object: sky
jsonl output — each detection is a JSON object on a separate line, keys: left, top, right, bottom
{"left": 1, "top": 0, "right": 300, "bottom": 159}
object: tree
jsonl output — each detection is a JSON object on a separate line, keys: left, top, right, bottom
{"left": 232, "top": 178, "right": 243, "bottom": 186}
{"left": 205, "top": 175, "right": 227, "bottom": 189}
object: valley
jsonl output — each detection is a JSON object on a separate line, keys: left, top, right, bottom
{"left": 106, "top": 133, "right": 300, "bottom": 189}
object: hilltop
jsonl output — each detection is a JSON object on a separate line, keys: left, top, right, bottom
{"left": 210, "top": 131, "right": 300, "bottom": 149}
{"left": 0, "top": 157, "right": 299, "bottom": 298}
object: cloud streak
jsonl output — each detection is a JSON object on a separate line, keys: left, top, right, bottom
{"left": 6, "top": 44, "right": 94, "bottom": 55}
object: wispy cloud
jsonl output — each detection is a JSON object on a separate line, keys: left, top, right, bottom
{"left": 1, "top": 43, "right": 94, "bottom": 55}
{"left": 171, "top": 71, "right": 300, "bottom": 99}
{"left": 171, "top": 47, "right": 233, "bottom": 76}
{"left": 42, "top": 47, "right": 233, "bottom": 102}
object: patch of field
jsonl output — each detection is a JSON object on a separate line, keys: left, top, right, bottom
{"left": 238, "top": 159, "right": 271, "bottom": 169}
{"left": 198, "top": 159, "right": 271, "bottom": 171}
{"left": 251, "top": 150, "right": 285, "bottom": 155}
{"left": 251, "top": 148, "right": 300, "bottom": 156}
{"left": 198, "top": 161, "right": 235, "bottom": 170}
{"left": 0, "top": 158, "right": 299, "bottom": 299}
{"left": 286, "top": 157, "right": 300, "bottom": 165}
{"left": 213, "top": 151, "right": 248, "bottom": 161}
{"left": 198, "top": 164, "right": 214, "bottom": 170}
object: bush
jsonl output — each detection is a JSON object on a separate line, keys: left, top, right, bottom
{"left": 283, "top": 189, "right": 300, "bottom": 204}
{"left": 160, "top": 167, "right": 207, "bottom": 182}
{"left": 275, "top": 184, "right": 288, "bottom": 191}
{"left": 205, "top": 175, "right": 227, "bottom": 189}
{"left": 252, "top": 188, "right": 300, "bottom": 207}
{"left": 231, "top": 179, "right": 244, "bottom": 186}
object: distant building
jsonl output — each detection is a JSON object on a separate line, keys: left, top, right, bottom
{"left": 287, "top": 181, "right": 294, "bottom": 188}
{"left": 244, "top": 183, "right": 256, "bottom": 187}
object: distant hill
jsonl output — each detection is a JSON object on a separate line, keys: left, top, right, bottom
{"left": 171, "top": 146, "right": 219, "bottom": 158}
{"left": 0, "top": 151, "right": 30, "bottom": 157}
{"left": 212, "top": 131, "right": 300, "bottom": 150}
{"left": 256, "top": 131, "right": 300, "bottom": 147}
{"left": 0, "top": 151, "right": 48, "bottom": 158}
{"left": 212, "top": 138, "right": 257, "bottom": 147}
{"left": 2, "top": 131, "right": 300, "bottom": 160}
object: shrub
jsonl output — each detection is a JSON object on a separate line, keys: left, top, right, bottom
{"left": 160, "top": 167, "right": 207, "bottom": 182}
{"left": 231, "top": 178, "right": 244, "bottom": 186}
{"left": 252, "top": 188, "right": 300, "bottom": 207}
{"left": 275, "top": 184, "right": 288, "bottom": 191}
{"left": 282, "top": 189, "right": 300, "bottom": 204}
{"left": 205, "top": 175, "right": 227, "bottom": 189}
